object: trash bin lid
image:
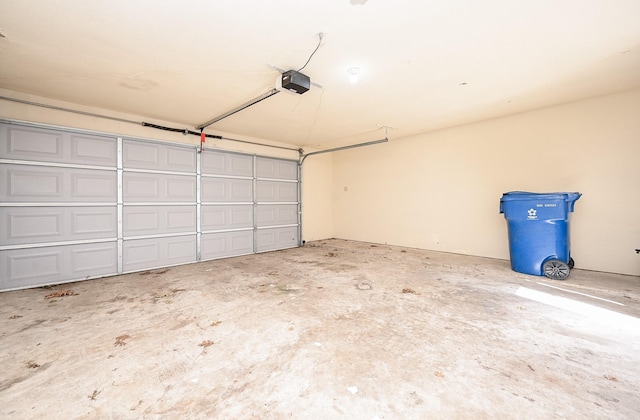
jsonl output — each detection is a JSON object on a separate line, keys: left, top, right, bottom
{"left": 500, "top": 191, "right": 582, "bottom": 213}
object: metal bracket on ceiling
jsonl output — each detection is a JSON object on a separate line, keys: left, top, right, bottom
{"left": 376, "top": 124, "right": 397, "bottom": 139}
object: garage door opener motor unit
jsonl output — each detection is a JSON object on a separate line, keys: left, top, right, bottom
{"left": 279, "top": 70, "right": 310, "bottom": 94}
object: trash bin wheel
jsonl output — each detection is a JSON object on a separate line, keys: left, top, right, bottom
{"left": 568, "top": 257, "right": 575, "bottom": 269}
{"left": 543, "top": 259, "right": 570, "bottom": 280}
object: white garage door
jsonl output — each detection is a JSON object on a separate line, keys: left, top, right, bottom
{"left": 200, "top": 149, "right": 254, "bottom": 260}
{"left": 0, "top": 121, "right": 299, "bottom": 291}
{"left": 121, "top": 139, "right": 198, "bottom": 273}
{"left": 255, "top": 156, "right": 299, "bottom": 252}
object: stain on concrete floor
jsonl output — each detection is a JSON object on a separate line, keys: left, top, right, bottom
{"left": 0, "top": 239, "right": 639, "bottom": 418}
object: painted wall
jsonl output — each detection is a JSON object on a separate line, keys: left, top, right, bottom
{"left": 301, "top": 153, "right": 334, "bottom": 242}
{"left": 0, "top": 89, "right": 334, "bottom": 242}
{"left": 333, "top": 89, "right": 640, "bottom": 276}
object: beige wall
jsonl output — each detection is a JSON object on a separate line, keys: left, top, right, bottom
{"left": 300, "top": 153, "right": 334, "bottom": 242}
{"left": 333, "top": 89, "right": 640, "bottom": 276}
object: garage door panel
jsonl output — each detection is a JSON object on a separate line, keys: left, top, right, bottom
{"left": 123, "top": 173, "right": 196, "bottom": 202}
{"left": 0, "top": 242, "right": 117, "bottom": 291}
{"left": 201, "top": 231, "right": 253, "bottom": 260}
{"left": 201, "top": 205, "right": 253, "bottom": 231}
{"left": 1, "top": 125, "right": 63, "bottom": 161}
{"left": 123, "top": 235, "right": 196, "bottom": 272}
{"left": 123, "top": 140, "right": 196, "bottom": 172}
{"left": 256, "top": 204, "right": 298, "bottom": 227}
{"left": 72, "top": 208, "right": 117, "bottom": 236}
{"left": 167, "top": 178, "right": 197, "bottom": 199}
{"left": 166, "top": 148, "right": 196, "bottom": 171}
{"left": 201, "top": 151, "right": 252, "bottom": 177}
{"left": 255, "top": 157, "right": 297, "bottom": 180}
{"left": 70, "top": 134, "right": 117, "bottom": 165}
{"left": 0, "top": 208, "right": 62, "bottom": 244}
{"left": 72, "top": 172, "right": 116, "bottom": 199}
{"left": 123, "top": 206, "right": 196, "bottom": 236}
{"left": 256, "top": 180, "right": 298, "bottom": 202}
{"left": 6, "top": 249, "right": 62, "bottom": 281}
{"left": 123, "top": 174, "right": 158, "bottom": 199}
{"left": 124, "top": 141, "right": 158, "bottom": 168}
{"left": 2, "top": 165, "right": 62, "bottom": 199}
{"left": 201, "top": 178, "right": 252, "bottom": 202}
{"left": 256, "top": 226, "right": 298, "bottom": 252}
{"left": 0, "top": 164, "right": 116, "bottom": 202}
{"left": 0, "top": 206, "right": 116, "bottom": 245}
{"left": 72, "top": 244, "right": 117, "bottom": 272}
{"left": 1, "top": 124, "right": 117, "bottom": 166}
{"left": 166, "top": 207, "right": 197, "bottom": 231}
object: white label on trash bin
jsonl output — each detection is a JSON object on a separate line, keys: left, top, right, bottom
{"left": 527, "top": 208, "right": 538, "bottom": 220}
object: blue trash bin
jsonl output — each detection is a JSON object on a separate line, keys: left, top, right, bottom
{"left": 500, "top": 191, "right": 581, "bottom": 280}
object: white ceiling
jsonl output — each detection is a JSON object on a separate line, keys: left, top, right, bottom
{"left": 1, "top": 0, "right": 640, "bottom": 148}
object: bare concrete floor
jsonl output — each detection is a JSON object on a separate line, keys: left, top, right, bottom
{"left": 1, "top": 239, "right": 639, "bottom": 419}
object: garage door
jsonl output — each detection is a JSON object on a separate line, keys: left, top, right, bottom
{"left": 0, "top": 121, "right": 300, "bottom": 291}
{"left": 121, "top": 139, "right": 198, "bottom": 273}
{"left": 255, "top": 156, "right": 299, "bottom": 252}
{"left": 200, "top": 149, "right": 254, "bottom": 260}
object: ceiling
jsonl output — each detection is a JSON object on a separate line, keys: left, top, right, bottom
{"left": 1, "top": 0, "right": 640, "bottom": 148}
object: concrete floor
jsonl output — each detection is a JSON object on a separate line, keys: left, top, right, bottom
{"left": 1, "top": 239, "right": 639, "bottom": 419}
